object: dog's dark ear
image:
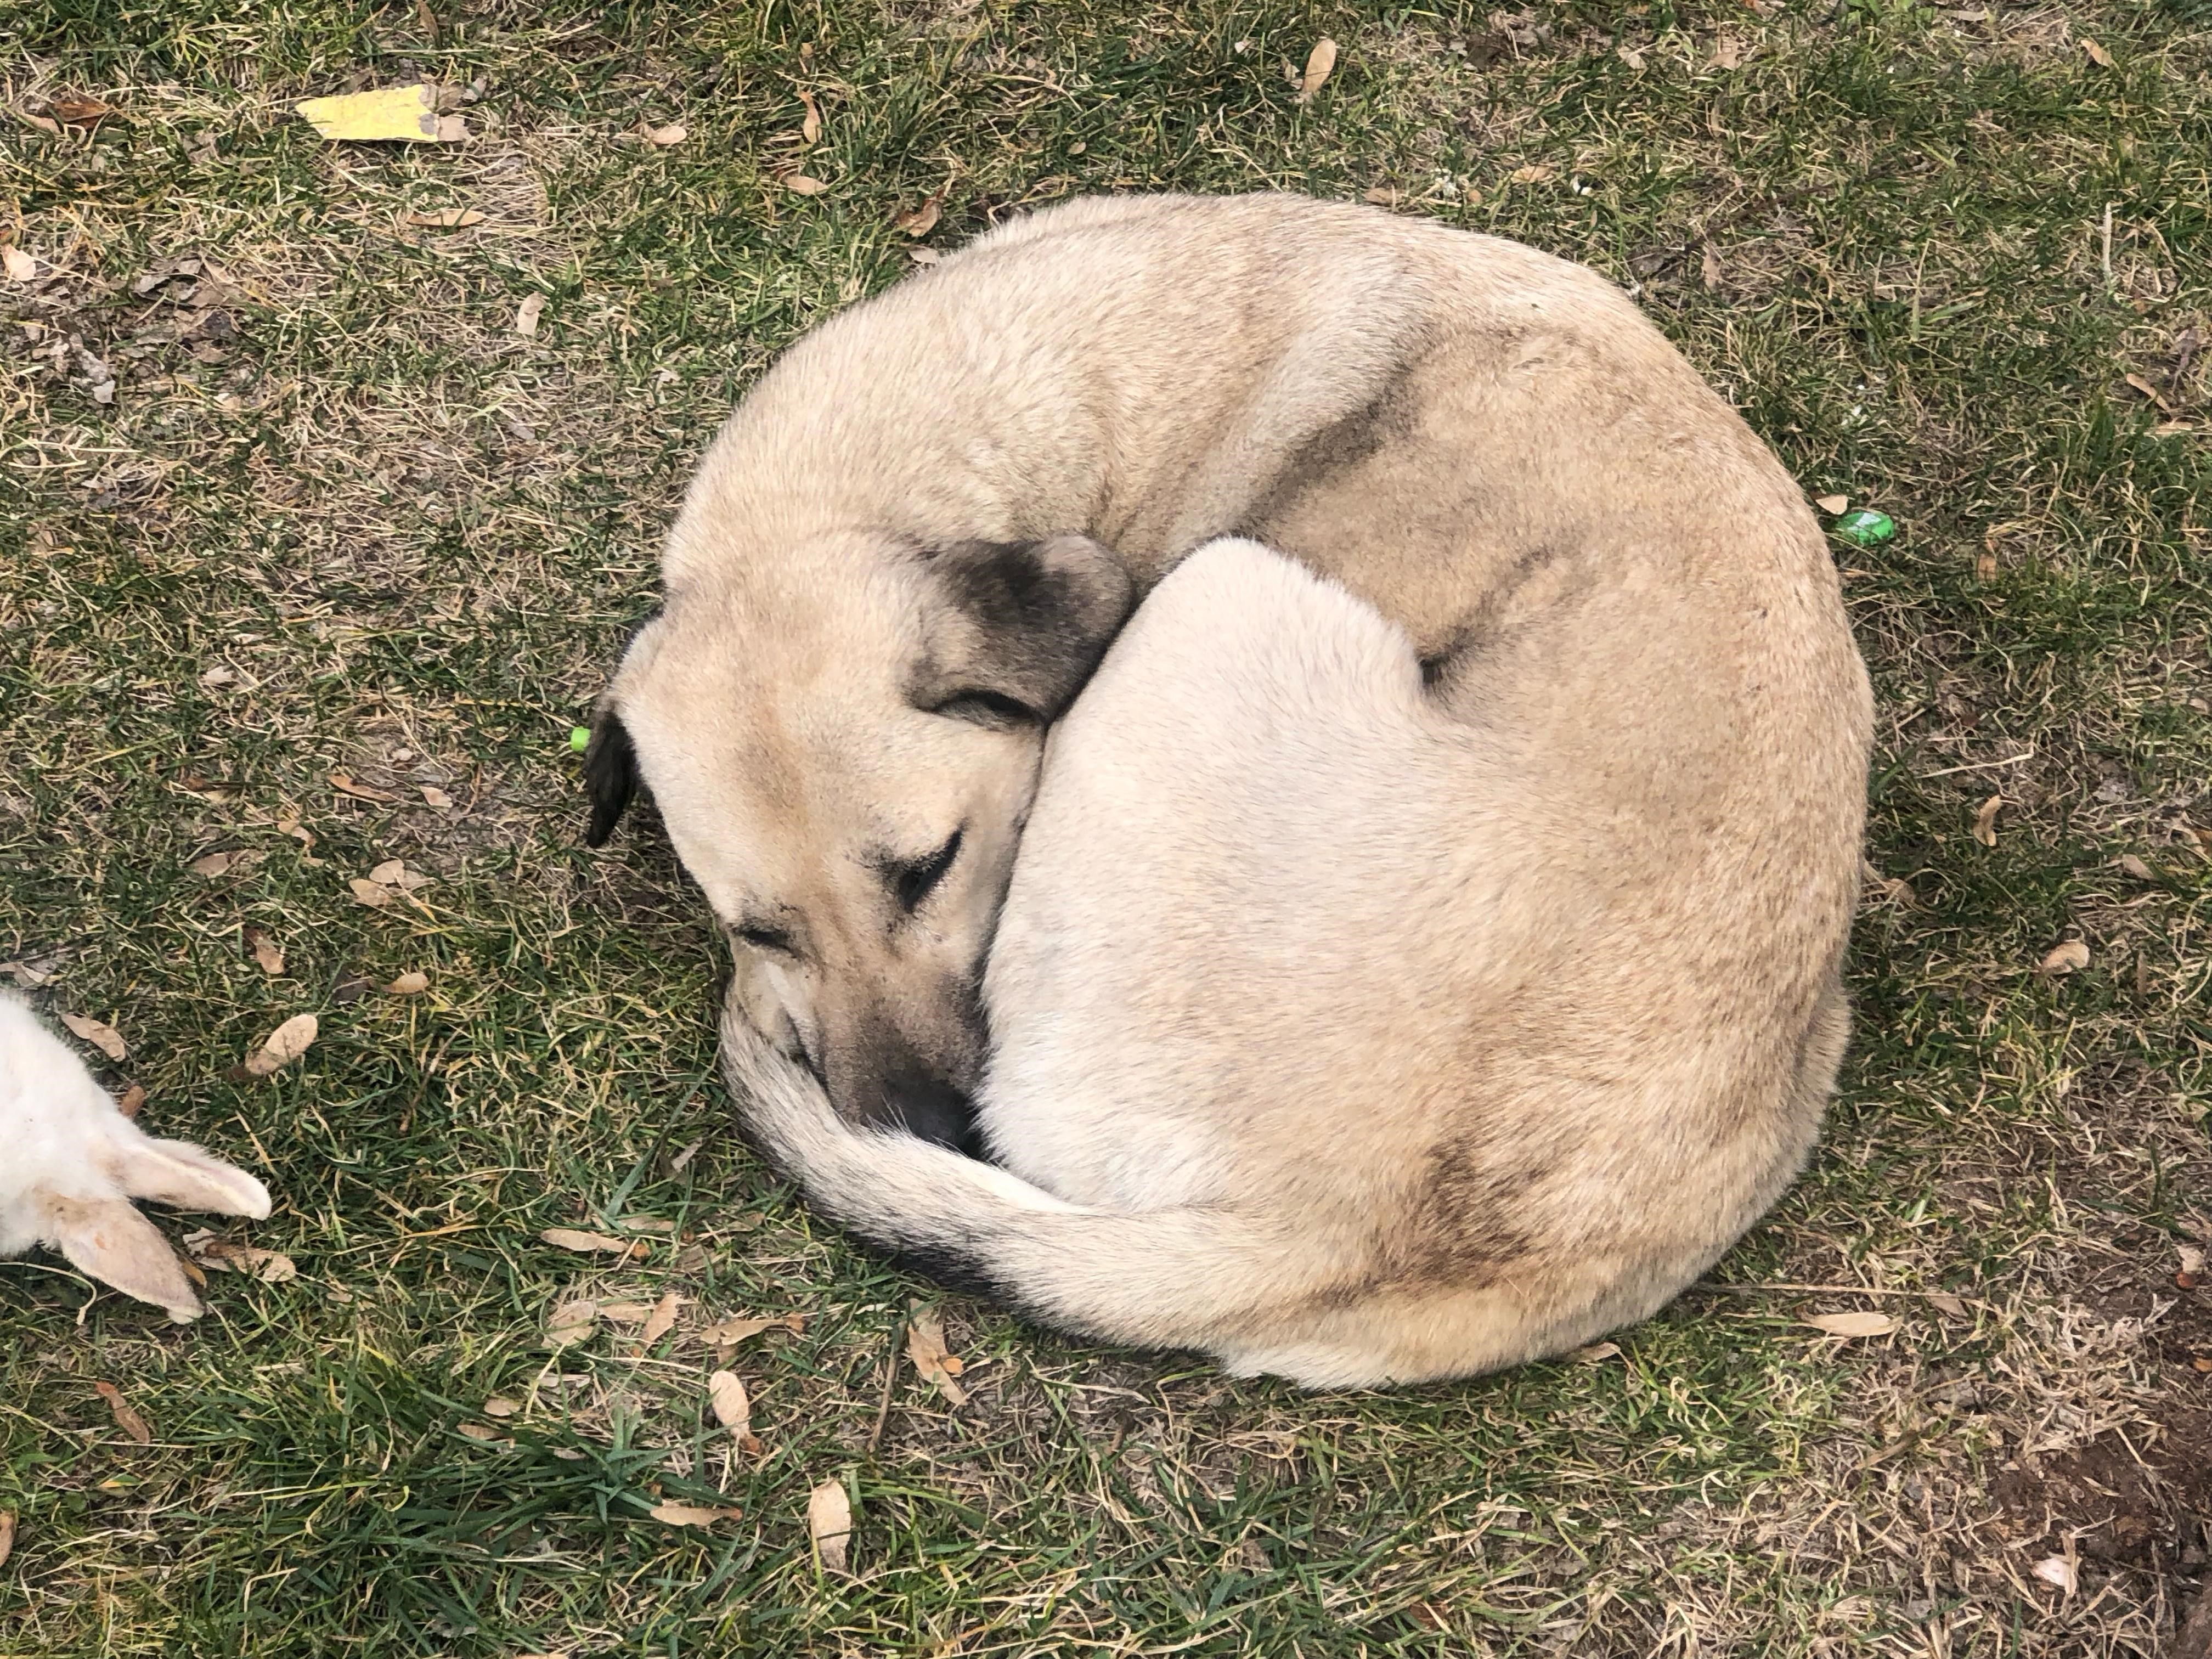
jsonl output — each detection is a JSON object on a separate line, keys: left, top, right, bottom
{"left": 912, "top": 534, "right": 1134, "bottom": 723}
{"left": 584, "top": 710, "right": 639, "bottom": 847}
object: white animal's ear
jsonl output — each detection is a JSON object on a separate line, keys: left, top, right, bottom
{"left": 46, "top": 1195, "right": 206, "bottom": 1322}
{"left": 110, "top": 1135, "right": 273, "bottom": 1220}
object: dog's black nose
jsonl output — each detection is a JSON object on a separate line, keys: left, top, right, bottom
{"left": 879, "top": 1069, "right": 982, "bottom": 1158}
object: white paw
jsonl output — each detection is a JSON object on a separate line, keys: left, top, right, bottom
{"left": 0, "top": 993, "right": 273, "bottom": 1321}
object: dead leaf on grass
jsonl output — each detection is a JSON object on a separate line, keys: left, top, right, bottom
{"left": 246, "top": 927, "right": 285, "bottom": 976}
{"left": 514, "top": 293, "right": 545, "bottom": 337}
{"left": 116, "top": 1084, "right": 145, "bottom": 1120}
{"left": 2039, "top": 939, "right": 2091, "bottom": 976}
{"left": 386, "top": 971, "right": 430, "bottom": 995}
{"left": 2033, "top": 1554, "right": 2078, "bottom": 1590}
{"left": 808, "top": 1480, "right": 853, "bottom": 1573}
{"left": 329, "top": 772, "right": 399, "bottom": 803}
{"left": 798, "top": 90, "right": 821, "bottom": 144}
{"left": 905, "top": 1307, "right": 969, "bottom": 1406}
{"left": 348, "top": 877, "right": 395, "bottom": 907}
{"left": 60, "top": 1013, "right": 127, "bottom": 1061}
{"left": 640, "top": 1291, "right": 684, "bottom": 1346}
{"left": 2124, "top": 372, "right": 2175, "bottom": 414}
{"left": 783, "top": 173, "right": 826, "bottom": 195}
{"left": 456, "top": 1423, "right": 509, "bottom": 1443}
{"left": 2, "top": 246, "right": 37, "bottom": 283}
{"left": 94, "top": 1381, "right": 152, "bottom": 1444}
{"left": 641, "top": 122, "right": 687, "bottom": 147}
{"left": 708, "top": 1369, "right": 764, "bottom": 1452}
{"left": 1506, "top": 164, "right": 1555, "bottom": 185}
{"left": 1706, "top": 35, "right": 1745, "bottom": 69}
{"left": 699, "top": 1311, "right": 804, "bottom": 1351}
{"left": 598, "top": 1300, "right": 656, "bottom": 1322}
{"left": 1803, "top": 1311, "right": 1897, "bottom": 1339}
{"left": 189, "top": 849, "right": 258, "bottom": 878}
{"left": 2080, "top": 38, "right": 2112, "bottom": 69}
{"left": 1296, "top": 38, "right": 1338, "bottom": 104}
{"left": 2115, "top": 854, "right": 2156, "bottom": 881}
{"left": 420, "top": 785, "right": 453, "bottom": 809}
{"left": 541, "top": 1228, "right": 648, "bottom": 1259}
{"left": 243, "top": 1013, "right": 317, "bottom": 1077}
{"left": 0, "top": 1510, "right": 13, "bottom": 1571}
{"left": 649, "top": 1500, "right": 742, "bottom": 1527}
{"left": 49, "top": 94, "right": 115, "bottom": 126}
{"left": 406, "top": 207, "right": 485, "bottom": 228}
{"left": 1573, "top": 1341, "right": 1622, "bottom": 1363}
{"left": 482, "top": 1397, "right": 521, "bottom": 1418}
{"left": 546, "top": 1297, "right": 600, "bottom": 1347}
{"left": 893, "top": 195, "right": 941, "bottom": 237}
{"left": 183, "top": 1232, "right": 298, "bottom": 1282}
{"left": 1363, "top": 186, "right": 1403, "bottom": 208}
{"left": 1927, "top": 1291, "right": 1968, "bottom": 1318}
{"left": 907, "top": 247, "right": 940, "bottom": 266}
{"left": 1971, "top": 794, "right": 2003, "bottom": 847}
{"left": 1701, "top": 243, "right": 1724, "bottom": 287}
{"left": 1814, "top": 494, "right": 1849, "bottom": 515}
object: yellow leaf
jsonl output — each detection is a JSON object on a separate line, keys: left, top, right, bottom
{"left": 244, "top": 1013, "right": 317, "bottom": 1077}
{"left": 808, "top": 1480, "right": 853, "bottom": 1573}
{"left": 1804, "top": 1311, "right": 1897, "bottom": 1339}
{"left": 60, "top": 1012, "right": 127, "bottom": 1061}
{"left": 1296, "top": 38, "right": 1338, "bottom": 104}
{"left": 295, "top": 85, "right": 450, "bottom": 144}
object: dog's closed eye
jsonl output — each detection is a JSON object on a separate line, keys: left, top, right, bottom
{"left": 735, "top": 923, "right": 797, "bottom": 954}
{"left": 891, "top": 829, "right": 962, "bottom": 914}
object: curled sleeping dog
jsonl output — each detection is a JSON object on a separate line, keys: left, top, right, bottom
{"left": 588, "top": 193, "right": 1872, "bottom": 1383}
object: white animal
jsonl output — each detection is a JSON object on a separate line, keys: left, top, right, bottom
{"left": 0, "top": 992, "right": 270, "bottom": 1321}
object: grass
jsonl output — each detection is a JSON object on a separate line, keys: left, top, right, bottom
{"left": 1, "top": 0, "right": 2208, "bottom": 1653}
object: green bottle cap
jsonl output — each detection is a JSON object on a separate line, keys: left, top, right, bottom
{"left": 569, "top": 726, "right": 591, "bottom": 753}
{"left": 1833, "top": 509, "right": 1895, "bottom": 546}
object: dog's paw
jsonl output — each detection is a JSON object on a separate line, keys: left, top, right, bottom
{"left": 1, "top": 995, "right": 273, "bottom": 1320}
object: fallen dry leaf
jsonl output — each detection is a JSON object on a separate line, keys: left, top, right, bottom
{"left": 2115, "top": 854, "right": 2155, "bottom": 881}
{"left": 699, "top": 1313, "right": 798, "bottom": 1350}
{"left": 1804, "top": 1311, "right": 1897, "bottom": 1339}
{"left": 708, "top": 1370, "right": 762, "bottom": 1452}
{"left": 1363, "top": 186, "right": 1403, "bottom": 208}
{"left": 783, "top": 173, "right": 826, "bottom": 195}
{"left": 295, "top": 84, "right": 459, "bottom": 144}
{"left": 329, "top": 771, "right": 399, "bottom": 803}
{"left": 1296, "top": 38, "right": 1338, "bottom": 104}
{"left": 640, "top": 1291, "right": 684, "bottom": 1346}
{"left": 371, "top": 859, "right": 432, "bottom": 891}
{"left": 1707, "top": 34, "right": 1745, "bottom": 70}
{"left": 2080, "top": 38, "right": 2112, "bottom": 69}
{"left": 1617, "top": 45, "right": 1646, "bottom": 70}
{"left": 2040, "top": 939, "right": 2091, "bottom": 977}
{"left": 1971, "top": 794, "right": 2003, "bottom": 847}
{"left": 906, "top": 1307, "right": 969, "bottom": 1406}
{"left": 420, "top": 785, "right": 453, "bottom": 809}
{"left": 49, "top": 94, "right": 115, "bottom": 126}
{"left": 808, "top": 1480, "right": 853, "bottom": 1573}
{"left": 1927, "top": 1291, "right": 1968, "bottom": 1318}
{"left": 515, "top": 293, "right": 545, "bottom": 337}
{"left": 94, "top": 1381, "right": 153, "bottom": 1444}
{"left": 386, "top": 971, "right": 430, "bottom": 995}
{"left": 1506, "top": 164, "right": 1555, "bottom": 185}
{"left": 244, "top": 1013, "right": 317, "bottom": 1077}
{"left": 598, "top": 1300, "right": 656, "bottom": 1322}
{"left": 2124, "top": 372, "right": 2175, "bottom": 414}
{"left": 541, "top": 1228, "right": 647, "bottom": 1259}
{"left": 16, "top": 110, "right": 62, "bottom": 136}
{"left": 406, "top": 207, "right": 485, "bottom": 228}
{"left": 907, "top": 247, "right": 940, "bottom": 266}
{"left": 893, "top": 195, "right": 941, "bottom": 237}
{"left": 1701, "top": 244, "right": 1724, "bottom": 287}
{"left": 1976, "top": 547, "right": 1999, "bottom": 580}
{"left": 546, "top": 1297, "right": 600, "bottom": 1348}
{"left": 2033, "top": 1554, "right": 2077, "bottom": 1591}
{"left": 1573, "top": 1341, "right": 1622, "bottom": 1364}
{"left": 2, "top": 246, "right": 37, "bottom": 283}
{"left": 482, "top": 1397, "right": 522, "bottom": 1418}
{"left": 649, "top": 1500, "right": 743, "bottom": 1527}
{"left": 798, "top": 89, "right": 821, "bottom": 144}
{"left": 190, "top": 849, "right": 248, "bottom": 877}
{"left": 456, "top": 1423, "right": 508, "bottom": 1443}
{"left": 116, "top": 1084, "right": 145, "bottom": 1120}
{"left": 641, "top": 122, "right": 687, "bottom": 147}
{"left": 0, "top": 1510, "right": 13, "bottom": 1571}
{"left": 246, "top": 927, "right": 285, "bottom": 977}
{"left": 183, "top": 1232, "right": 298, "bottom": 1283}
{"left": 60, "top": 1013, "right": 127, "bottom": 1061}
{"left": 1814, "top": 494, "right": 1849, "bottom": 515}
{"left": 348, "top": 877, "right": 395, "bottom": 908}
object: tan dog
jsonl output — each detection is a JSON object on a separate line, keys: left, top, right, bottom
{"left": 724, "top": 537, "right": 1857, "bottom": 1384}
{"left": 590, "top": 193, "right": 1869, "bottom": 1156}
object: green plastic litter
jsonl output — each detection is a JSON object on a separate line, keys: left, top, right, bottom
{"left": 1832, "top": 508, "right": 1895, "bottom": 546}
{"left": 569, "top": 725, "right": 591, "bottom": 753}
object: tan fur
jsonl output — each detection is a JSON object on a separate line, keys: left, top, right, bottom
{"left": 595, "top": 194, "right": 1872, "bottom": 1383}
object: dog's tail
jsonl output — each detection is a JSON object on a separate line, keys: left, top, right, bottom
{"left": 723, "top": 1022, "right": 1295, "bottom": 1354}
